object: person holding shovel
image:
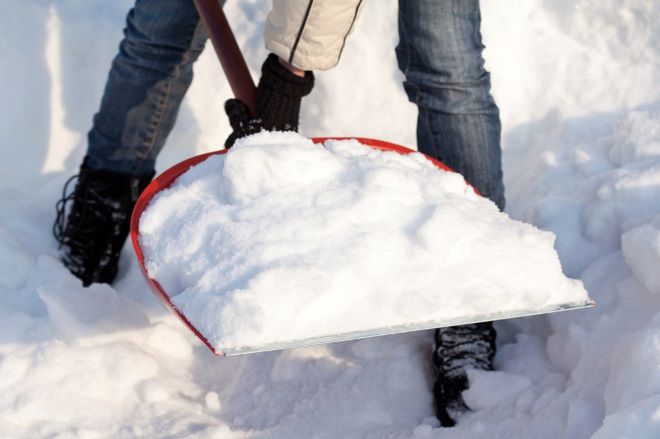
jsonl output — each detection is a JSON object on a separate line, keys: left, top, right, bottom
{"left": 54, "top": 0, "right": 501, "bottom": 427}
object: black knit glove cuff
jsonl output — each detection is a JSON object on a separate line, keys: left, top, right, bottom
{"left": 255, "top": 54, "right": 314, "bottom": 132}
{"left": 259, "top": 53, "right": 315, "bottom": 98}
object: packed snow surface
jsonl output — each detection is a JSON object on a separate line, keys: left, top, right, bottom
{"left": 1, "top": 0, "right": 659, "bottom": 437}
{"left": 140, "top": 133, "right": 588, "bottom": 352}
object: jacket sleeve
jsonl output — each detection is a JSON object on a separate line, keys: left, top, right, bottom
{"left": 265, "top": 0, "right": 365, "bottom": 71}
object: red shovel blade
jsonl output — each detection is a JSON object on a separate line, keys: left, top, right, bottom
{"left": 129, "top": 137, "right": 457, "bottom": 356}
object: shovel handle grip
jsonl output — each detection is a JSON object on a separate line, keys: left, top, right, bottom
{"left": 193, "top": 0, "right": 257, "bottom": 116}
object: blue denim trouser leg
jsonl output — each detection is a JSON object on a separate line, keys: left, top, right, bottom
{"left": 396, "top": 0, "right": 505, "bottom": 210}
{"left": 85, "top": 0, "right": 208, "bottom": 176}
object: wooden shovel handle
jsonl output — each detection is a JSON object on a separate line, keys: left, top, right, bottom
{"left": 193, "top": 0, "right": 257, "bottom": 115}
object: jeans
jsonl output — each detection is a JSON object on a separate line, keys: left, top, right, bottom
{"left": 396, "top": 0, "right": 505, "bottom": 210}
{"left": 85, "top": 0, "right": 207, "bottom": 176}
{"left": 87, "top": 0, "right": 504, "bottom": 209}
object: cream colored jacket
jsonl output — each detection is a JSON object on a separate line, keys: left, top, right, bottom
{"left": 265, "top": 0, "right": 365, "bottom": 71}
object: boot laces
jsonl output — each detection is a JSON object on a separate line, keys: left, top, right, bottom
{"left": 53, "top": 173, "right": 124, "bottom": 277}
{"left": 53, "top": 174, "right": 79, "bottom": 247}
{"left": 433, "top": 323, "right": 496, "bottom": 378}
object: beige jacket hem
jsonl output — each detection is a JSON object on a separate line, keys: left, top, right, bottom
{"left": 264, "top": 0, "right": 365, "bottom": 71}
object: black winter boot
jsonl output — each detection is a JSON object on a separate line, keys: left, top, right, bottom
{"left": 53, "top": 159, "right": 154, "bottom": 286}
{"left": 432, "top": 322, "right": 496, "bottom": 427}
{"left": 224, "top": 53, "right": 315, "bottom": 147}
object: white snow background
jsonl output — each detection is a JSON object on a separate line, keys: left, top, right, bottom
{"left": 0, "top": 0, "right": 659, "bottom": 438}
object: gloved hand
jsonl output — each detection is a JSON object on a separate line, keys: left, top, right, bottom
{"left": 224, "top": 99, "right": 262, "bottom": 147}
{"left": 225, "top": 53, "right": 315, "bottom": 148}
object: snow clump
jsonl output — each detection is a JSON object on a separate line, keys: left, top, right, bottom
{"left": 139, "top": 132, "right": 589, "bottom": 352}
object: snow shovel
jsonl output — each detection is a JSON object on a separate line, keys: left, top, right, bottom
{"left": 129, "top": 1, "right": 594, "bottom": 356}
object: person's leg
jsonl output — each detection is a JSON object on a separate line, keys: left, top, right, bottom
{"left": 396, "top": 0, "right": 501, "bottom": 426}
{"left": 396, "top": 0, "right": 504, "bottom": 209}
{"left": 55, "top": 0, "right": 208, "bottom": 285}
{"left": 85, "top": 0, "right": 208, "bottom": 176}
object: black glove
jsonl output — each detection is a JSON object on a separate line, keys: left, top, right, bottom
{"left": 225, "top": 53, "right": 315, "bottom": 148}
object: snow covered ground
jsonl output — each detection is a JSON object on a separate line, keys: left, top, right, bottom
{"left": 0, "top": 0, "right": 658, "bottom": 437}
